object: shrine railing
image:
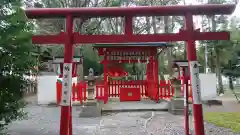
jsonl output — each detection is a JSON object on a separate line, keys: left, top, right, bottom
{"left": 109, "top": 80, "right": 147, "bottom": 97}
{"left": 55, "top": 80, "right": 192, "bottom": 104}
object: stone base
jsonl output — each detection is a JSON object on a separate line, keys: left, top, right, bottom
{"left": 202, "top": 100, "right": 223, "bottom": 106}
{"left": 79, "top": 100, "right": 101, "bottom": 117}
{"left": 168, "top": 98, "right": 184, "bottom": 115}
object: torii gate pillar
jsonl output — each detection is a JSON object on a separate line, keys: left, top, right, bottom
{"left": 185, "top": 13, "right": 204, "bottom": 135}
{"left": 59, "top": 15, "right": 74, "bottom": 135}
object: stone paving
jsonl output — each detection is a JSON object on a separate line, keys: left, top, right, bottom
{"left": 6, "top": 94, "right": 240, "bottom": 135}
{"left": 6, "top": 105, "right": 185, "bottom": 135}
{"left": 6, "top": 105, "right": 240, "bottom": 135}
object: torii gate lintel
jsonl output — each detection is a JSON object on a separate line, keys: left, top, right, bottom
{"left": 31, "top": 30, "right": 230, "bottom": 44}
{"left": 25, "top": 4, "right": 236, "bottom": 135}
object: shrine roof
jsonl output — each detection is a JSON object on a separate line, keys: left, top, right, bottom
{"left": 93, "top": 42, "right": 170, "bottom": 48}
{"left": 172, "top": 60, "right": 201, "bottom": 67}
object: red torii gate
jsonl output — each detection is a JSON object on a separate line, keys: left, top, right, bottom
{"left": 25, "top": 4, "right": 236, "bottom": 135}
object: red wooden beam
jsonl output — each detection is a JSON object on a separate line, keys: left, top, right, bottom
{"left": 195, "top": 32, "right": 230, "bottom": 40}
{"left": 32, "top": 32, "right": 66, "bottom": 44}
{"left": 73, "top": 34, "right": 185, "bottom": 43}
{"left": 25, "top": 4, "right": 236, "bottom": 19}
{"left": 31, "top": 31, "right": 230, "bottom": 44}
{"left": 100, "top": 60, "right": 148, "bottom": 64}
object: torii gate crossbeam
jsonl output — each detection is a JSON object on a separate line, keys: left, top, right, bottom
{"left": 25, "top": 4, "right": 236, "bottom": 135}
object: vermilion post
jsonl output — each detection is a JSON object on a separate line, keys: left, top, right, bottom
{"left": 185, "top": 13, "right": 205, "bottom": 135}
{"left": 103, "top": 54, "right": 108, "bottom": 104}
{"left": 153, "top": 49, "right": 159, "bottom": 102}
{"left": 59, "top": 15, "right": 74, "bottom": 135}
{"left": 69, "top": 100, "right": 72, "bottom": 135}
{"left": 154, "top": 56, "right": 159, "bottom": 103}
{"left": 183, "top": 68, "right": 190, "bottom": 135}
{"left": 149, "top": 56, "right": 154, "bottom": 99}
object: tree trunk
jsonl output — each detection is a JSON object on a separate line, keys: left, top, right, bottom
{"left": 152, "top": 17, "right": 165, "bottom": 80}
{"left": 212, "top": 15, "right": 224, "bottom": 94}
{"left": 77, "top": 64, "right": 84, "bottom": 82}
{"left": 77, "top": 47, "right": 84, "bottom": 82}
{"left": 164, "top": 16, "right": 173, "bottom": 76}
{"left": 216, "top": 48, "right": 224, "bottom": 94}
{"left": 229, "top": 76, "right": 234, "bottom": 90}
{"left": 158, "top": 55, "right": 165, "bottom": 80}
{"left": 184, "top": 49, "right": 187, "bottom": 60}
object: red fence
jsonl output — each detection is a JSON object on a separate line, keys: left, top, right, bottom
{"left": 56, "top": 81, "right": 87, "bottom": 104}
{"left": 96, "top": 81, "right": 105, "bottom": 100}
{"left": 108, "top": 80, "right": 147, "bottom": 97}
{"left": 159, "top": 80, "right": 174, "bottom": 99}
{"left": 56, "top": 80, "right": 178, "bottom": 104}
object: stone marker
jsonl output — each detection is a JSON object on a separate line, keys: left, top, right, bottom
{"left": 168, "top": 77, "right": 184, "bottom": 115}
{"left": 79, "top": 68, "right": 102, "bottom": 117}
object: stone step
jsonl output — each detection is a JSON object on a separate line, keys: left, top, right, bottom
{"left": 169, "top": 108, "right": 184, "bottom": 115}
{"left": 168, "top": 99, "right": 184, "bottom": 109}
{"left": 79, "top": 105, "right": 102, "bottom": 117}
{"left": 79, "top": 100, "right": 102, "bottom": 118}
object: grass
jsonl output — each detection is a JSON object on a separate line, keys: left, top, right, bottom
{"left": 204, "top": 112, "right": 240, "bottom": 133}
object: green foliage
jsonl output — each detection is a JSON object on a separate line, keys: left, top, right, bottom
{"left": 204, "top": 112, "right": 240, "bottom": 133}
{"left": 221, "top": 17, "right": 240, "bottom": 78}
{"left": 0, "top": 0, "right": 37, "bottom": 132}
{"left": 110, "top": 0, "right": 126, "bottom": 6}
{"left": 83, "top": 57, "right": 103, "bottom": 75}
{"left": 222, "top": 53, "right": 240, "bottom": 77}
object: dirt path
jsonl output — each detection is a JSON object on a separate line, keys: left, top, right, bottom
{"left": 204, "top": 101, "right": 240, "bottom": 112}
{"left": 203, "top": 94, "right": 240, "bottom": 112}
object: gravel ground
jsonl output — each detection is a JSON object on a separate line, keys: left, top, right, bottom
{"left": 147, "top": 113, "right": 240, "bottom": 135}
{"left": 5, "top": 105, "right": 240, "bottom": 135}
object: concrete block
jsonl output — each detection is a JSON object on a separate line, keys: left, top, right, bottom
{"left": 79, "top": 100, "right": 102, "bottom": 118}
{"left": 170, "top": 99, "right": 184, "bottom": 109}
{"left": 168, "top": 98, "right": 184, "bottom": 115}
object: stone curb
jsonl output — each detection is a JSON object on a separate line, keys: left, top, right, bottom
{"left": 202, "top": 100, "right": 223, "bottom": 106}
{"left": 101, "top": 108, "right": 168, "bottom": 113}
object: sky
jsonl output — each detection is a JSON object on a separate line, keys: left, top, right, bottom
{"left": 232, "top": 2, "right": 240, "bottom": 17}
{"left": 183, "top": 0, "right": 240, "bottom": 29}
{"left": 184, "top": 0, "right": 240, "bottom": 17}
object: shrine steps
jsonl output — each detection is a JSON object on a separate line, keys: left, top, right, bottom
{"left": 101, "top": 99, "right": 169, "bottom": 113}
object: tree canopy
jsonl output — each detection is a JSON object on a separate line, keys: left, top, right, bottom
{"left": 0, "top": 0, "right": 37, "bottom": 132}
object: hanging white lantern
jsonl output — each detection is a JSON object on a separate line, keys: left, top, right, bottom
{"left": 138, "top": 57, "right": 141, "bottom": 63}
{"left": 146, "top": 57, "right": 149, "bottom": 64}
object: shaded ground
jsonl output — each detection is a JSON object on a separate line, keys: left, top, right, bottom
{"left": 5, "top": 94, "right": 240, "bottom": 135}
{"left": 204, "top": 93, "right": 240, "bottom": 112}
{"left": 7, "top": 106, "right": 184, "bottom": 135}
{"left": 6, "top": 105, "right": 240, "bottom": 135}
{"left": 204, "top": 101, "right": 240, "bottom": 112}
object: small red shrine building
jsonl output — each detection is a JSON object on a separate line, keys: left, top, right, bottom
{"left": 93, "top": 42, "right": 172, "bottom": 103}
